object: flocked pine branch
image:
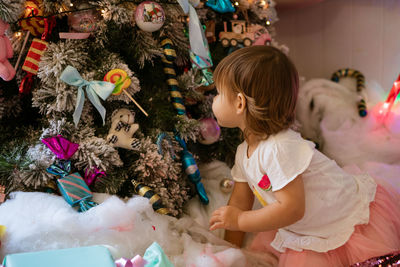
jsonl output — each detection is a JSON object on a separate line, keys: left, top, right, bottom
{"left": 174, "top": 116, "right": 201, "bottom": 143}
{"left": 0, "top": 0, "right": 24, "bottom": 23}
{"left": 94, "top": 0, "right": 134, "bottom": 25}
{"left": 42, "top": 0, "right": 72, "bottom": 13}
{"left": 160, "top": 5, "right": 190, "bottom": 66}
{"left": 132, "top": 136, "right": 191, "bottom": 217}
{"left": 72, "top": 136, "right": 123, "bottom": 171}
{"left": 38, "top": 40, "right": 90, "bottom": 86}
{"left": 133, "top": 30, "right": 163, "bottom": 68}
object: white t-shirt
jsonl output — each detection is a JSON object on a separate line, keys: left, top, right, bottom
{"left": 231, "top": 129, "right": 377, "bottom": 253}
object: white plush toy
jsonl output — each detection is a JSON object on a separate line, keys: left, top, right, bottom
{"left": 107, "top": 108, "right": 141, "bottom": 150}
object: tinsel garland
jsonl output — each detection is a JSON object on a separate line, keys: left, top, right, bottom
{"left": 351, "top": 251, "right": 400, "bottom": 267}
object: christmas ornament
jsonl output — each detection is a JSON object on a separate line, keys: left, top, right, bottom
{"left": 160, "top": 37, "right": 186, "bottom": 115}
{"left": 253, "top": 29, "right": 272, "bottom": 46}
{"left": 60, "top": 65, "right": 115, "bottom": 126}
{"left": 131, "top": 179, "right": 171, "bottom": 215}
{"left": 331, "top": 68, "right": 367, "bottom": 117}
{"left": 219, "top": 178, "right": 234, "bottom": 193}
{"left": 0, "top": 19, "right": 15, "bottom": 81}
{"left": 42, "top": 136, "right": 98, "bottom": 212}
{"left": 60, "top": 3, "right": 100, "bottom": 39}
{"left": 160, "top": 38, "right": 209, "bottom": 204}
{"left": 84, "top": 166, "right": 106, "bottom": 186}
{"left": 198, "top": 117, "right": 220, "bottom": 145}
{"left": 49, "top": 161, "right": 98, "bottom": 212}
{"left": 205, "top": 0, "right": 235, "bottom": 13}
{"left": 107, "top": 108, "right": 141, "bottom": 151}
{"left": 19, "top": 17, "right": 55, "bottom": 94}
{"left": 18, "top": 0, "right": 45, "bottom": 37}
{"left": 21, "top": 38, "right": 47, "bottom": 76}
{"left": 135, "top": 1, "right": 165, "bottom": 32}
{"left": 68, "top": 4, "right": 100, "bottom": 33}
{"left": 156, "top": 132, "right": 177, "bottom": 159}
{"left": 104, "top": 69, "right": 148, "bottom": 116}
{"left": 41, "top": 135, "right": 79, "bottom": 159}
{"left": 220, "top": 20, "right": 265, "bottom": 47}
{"left": 174, "top": 133, "right": 209, "bottom": 205}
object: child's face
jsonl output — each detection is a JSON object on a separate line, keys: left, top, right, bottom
{"left": 212, "top": 86, "right": 241, "bottom": 128}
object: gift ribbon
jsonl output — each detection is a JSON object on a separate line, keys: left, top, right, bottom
{"left": 176, "top": 0, "right": 210, "bottom": 62}
{"left": 115, "top": 255, "right": 147, "bottom": 267}
{"left": 46, "top": 160, "right": 72, "bottom": 178}
{"left": 60, "top": 65, "right": 115, "bottom": 126}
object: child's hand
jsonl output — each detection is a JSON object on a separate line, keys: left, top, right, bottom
{"left": 209, "top": 205, "right": 243, "bottom": 231}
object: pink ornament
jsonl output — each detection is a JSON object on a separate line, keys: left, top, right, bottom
{"left": 68, "top": 6, "right": 100, "bottom": 33}
{"left": 198, "top": 118, "right": 221, "bottom": 145}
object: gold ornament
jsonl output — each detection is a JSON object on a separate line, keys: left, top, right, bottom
{"left": 219, "top": 178, "right": 234, "bottom": 193}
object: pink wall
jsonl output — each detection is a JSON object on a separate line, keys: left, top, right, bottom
{"left": 275, "top": 0, "right": 400, "bottom": 92}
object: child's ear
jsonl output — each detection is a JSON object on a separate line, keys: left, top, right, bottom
{"left": 236, "top": 93, "right": 246, "bottom": 114}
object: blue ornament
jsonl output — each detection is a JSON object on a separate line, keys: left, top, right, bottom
{"left": 174, "top": 134, "right": 209, "bottom": 205}
{"left": 206, "top": 0, "right": 235, "bottom": 13}
{"left": 156, "top": 132, "right": 209, "bottom": 205}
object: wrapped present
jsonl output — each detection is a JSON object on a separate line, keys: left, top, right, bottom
{"left": 42, "top": 135, "right": 98, "bottom": 212}
{"left": 2, "top": 245, "right": 115, "bottom": 267}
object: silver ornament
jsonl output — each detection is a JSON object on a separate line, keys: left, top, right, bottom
{"left": 220, "top": 178, "right": 234, "bottom": 193}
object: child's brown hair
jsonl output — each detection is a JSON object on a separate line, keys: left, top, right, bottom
{"left": 213, "top": 46, "right": 299, "bottom": 139}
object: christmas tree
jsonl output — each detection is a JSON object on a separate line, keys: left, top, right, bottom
{"left": 0, "top": 0, "right": 283, "bottom": 217}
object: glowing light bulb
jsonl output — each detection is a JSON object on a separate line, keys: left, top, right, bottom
{"left": 234, "top": 1, "right": 239, "bottom": 6}
{"left": 70, "top": 3, "right": 74, "bottom": 6}
{"left": 260, "top": 0, "right": 266, "bottom": 5}
{"left": 266, "top": 20, "right": 271, "bottom": 25}
{"left": 101, "top": 9, "right": 106, "bottom": 14}
{"left": 15, "top": 32, "right": 22, "bottom": 37}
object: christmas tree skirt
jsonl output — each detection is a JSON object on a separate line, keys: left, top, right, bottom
{"left": 0, "top": 160, "right": 277, "bottom": 267}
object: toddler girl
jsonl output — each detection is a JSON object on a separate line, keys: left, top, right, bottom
{"left": 209, "top": 46, "right": 400, "bottom": 266}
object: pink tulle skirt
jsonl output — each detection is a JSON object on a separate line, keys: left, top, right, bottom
{"left": 250, "top": 185, "right": 400, "bottom": 267}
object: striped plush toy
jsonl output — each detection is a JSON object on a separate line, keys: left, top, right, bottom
{"left": 331, "top": 68, "right": 367, "bottom": 117}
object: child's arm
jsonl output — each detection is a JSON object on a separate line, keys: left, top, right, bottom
{"left": 210, "top": 175, "right": 305, "bottom": 233}
{"left": 223, "top": 181, "right": 254, "bottom": 247}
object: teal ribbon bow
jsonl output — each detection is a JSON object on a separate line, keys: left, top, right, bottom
{"left": 176, "top": 0, "right": 211, "bottom": 62}
{"left": 60, "top": 66, "right": 115, "bottom": 126}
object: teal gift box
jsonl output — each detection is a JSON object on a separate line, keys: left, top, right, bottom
{"left": 2, "top": 245, "right": 115, "bottom": 267}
